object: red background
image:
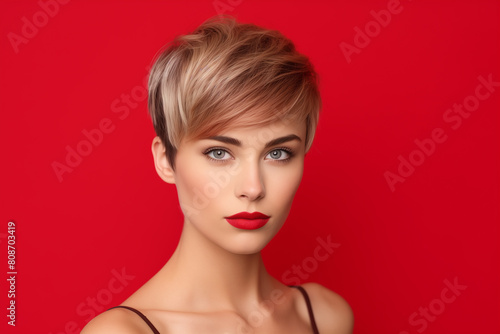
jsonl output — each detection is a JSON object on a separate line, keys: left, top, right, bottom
{"left": 1, "top": 1, "right": 499, "bottom": 333}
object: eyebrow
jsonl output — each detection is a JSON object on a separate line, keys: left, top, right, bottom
{"left": 207, "top": 134, "right": 302, "bottom": 149}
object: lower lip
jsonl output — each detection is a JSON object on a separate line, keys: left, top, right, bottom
{"left": 225, "top": 218, "right": 269, "bottom": 230}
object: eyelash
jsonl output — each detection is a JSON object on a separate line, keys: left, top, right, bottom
{"left": 202, "top": 147, "right": 234, "bottom": 163}
{"left": 268, "top": 147, "right": 294, "bottom": 164}
{"left": 202, "top": 147, "right": 295, "bottom": 164}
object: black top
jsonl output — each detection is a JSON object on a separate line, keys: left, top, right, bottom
{"left": 107, "top": 285, "right": 319, "bottom": 334}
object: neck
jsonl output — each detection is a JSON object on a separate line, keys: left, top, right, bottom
{"left": 156, "top": 220, "right": 278, "bottom": 312}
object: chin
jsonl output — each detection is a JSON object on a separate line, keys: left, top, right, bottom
{"left": 221, "top": 232, "right": 276, "bottom": 255}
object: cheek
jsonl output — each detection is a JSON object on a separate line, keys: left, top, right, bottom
{"left": 174, "top": 158, "right": 216, "bottom": 214}
{"left": 175, "top": 159, "right": 235, "bottom": 218}
{"left": 268, "top": 162, "right": 304, "bottom": 209}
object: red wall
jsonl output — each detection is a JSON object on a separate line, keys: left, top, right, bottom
{"left": 1, "top": 1, "right": 498, "bottom": 333}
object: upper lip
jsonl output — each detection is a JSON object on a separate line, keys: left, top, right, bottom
{"left": 225, "top": 212, "right": 270, "bottom": 219}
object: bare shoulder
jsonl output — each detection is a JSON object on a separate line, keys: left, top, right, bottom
{"left": 80, "top": 307, "right": 151, "bottom": 334}
{"left": 301, "top": 282, "right": 354, "bottom": 334}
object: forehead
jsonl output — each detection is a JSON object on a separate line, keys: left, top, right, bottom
{"left": 200, "top": 118, "right": 306, "bottom": 144}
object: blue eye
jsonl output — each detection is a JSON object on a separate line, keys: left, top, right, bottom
{"left": 206, "top": 148, "right": 232, "bottom": 161}
{"left": 266, "top": 149, "right": 291, "bottom": 161}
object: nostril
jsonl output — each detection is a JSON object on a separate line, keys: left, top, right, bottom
{"left": 235, "top": 165, "right": 265, "bottom": 200}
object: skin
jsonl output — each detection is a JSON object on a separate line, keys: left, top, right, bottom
{"left": 81, "top": 119, "right": 354, "bottom": 334}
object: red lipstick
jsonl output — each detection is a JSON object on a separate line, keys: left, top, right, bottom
{"left": 225, "top": 212, "right": 270, "bottom": 230}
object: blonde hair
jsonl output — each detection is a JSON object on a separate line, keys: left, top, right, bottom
{"left": 148, "top": 15, "right": 322, "bottom": 168}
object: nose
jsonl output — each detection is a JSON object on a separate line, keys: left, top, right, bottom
{"left": 235, "top": 160, "right": 265, "bottom": 201}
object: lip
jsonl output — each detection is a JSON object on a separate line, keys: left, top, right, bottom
{"left": 225, "top": 211, "right": 270, "bottom": 230}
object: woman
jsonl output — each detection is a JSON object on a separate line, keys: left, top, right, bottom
{"left": 82, "top": 15, "right": 353, "bottom": 334}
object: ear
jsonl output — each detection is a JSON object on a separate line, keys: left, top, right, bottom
{"left": 151, "top": 136, "right": 176, "bottom": 184}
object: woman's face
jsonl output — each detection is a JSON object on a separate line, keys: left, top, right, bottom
{"left": 165, "top": 118, "right": 306, "bottom": 254}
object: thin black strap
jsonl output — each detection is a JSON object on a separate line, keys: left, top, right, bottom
{"left": 108, "top": 305, "right": 160, "bottom": 334}
{"left": 289, "top": 285, "right": 320, "bottom": 334}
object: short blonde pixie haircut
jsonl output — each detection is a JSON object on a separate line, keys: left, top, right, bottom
{"left": 148, "top": 15, "right": 322, "bottom": 169}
